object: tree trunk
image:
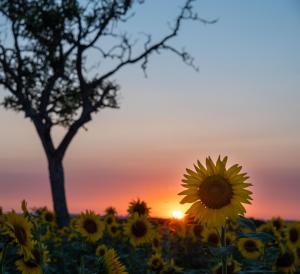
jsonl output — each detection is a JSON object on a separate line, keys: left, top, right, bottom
{"left": 47, "top": 157, "right": 70, "bottom": 227}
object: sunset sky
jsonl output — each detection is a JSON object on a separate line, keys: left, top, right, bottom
{"left": 0, "top": 0, "right": 299, "bottom": 220}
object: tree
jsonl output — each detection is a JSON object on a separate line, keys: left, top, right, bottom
{"left": 0, "top": 0, "right": 215, "bottom": 227}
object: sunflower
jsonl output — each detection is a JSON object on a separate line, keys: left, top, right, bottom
{"left": 96, "top": 244, "right": 108, "bottom": 256}
{"left": 203, "top": 228, "right": 220, "bottom": 246}
{"left": 257, "top": 222, "right": 275, "bottom": 234}
{"left": 124, "top": 213, "right": 153, "bottom": 246}
{"left": 40, "top": 208, "right": 56, "bottom": 225}
{"left": 257, "top": 223, "right": 276, "bottom": 246}
{"left": 15, "top": 243, "right": 49, "bottom": 274}
{"left": 127, "top": 198, "right": 150, "bottom": 216}
{"left": 179, "top": 156, "right": 252, "bottom": 229}
{"left": 161, "top": 259, "right": 183, "bottom": 274}
{"left": 271, "top": 217, "right": 285, "bottom": 232}
{"left": 273, "top": 245, "right": 299, "bottom": 274}
{"left": 190, "top": 223, "right": 204, "bottom": 241}
{"left": 107, "top": 223, "right": 120, "bottom": 238}
{"left": 212, "top": 258, "right": 241, "bottom": 274}
{"left": 104, "top": 214, "right": 117, "bottom": 226}
{"left": 105, "top": 207, "right": 117, "bottom": 216}
{"left": 237, "top": 237, "right": 263, "bottom": 260}
{"left": 225, "top": 232, "right": 236, "bottom": 246}
{"left": 5, "top": 212, "right": 33, "bottom": 260}
{"left": 226, "top": 219, "right": 238, "bottom": 233}
{"left": 286, "top": 223, "right": 300, "bottom": 248}
{"left": 76, "top": 210, "right": 104, "bottom": 242}
{"left": 15, "top": 259, "right": 42, "bottom": 274}
{"left": 152, "top": 235, "right": 162, "bottom": 253}
{"left": 103, "top": 248, "right": 128, "bottom": 274}
{"left": 147, "top": 253, "right": 165, "bottom": 272}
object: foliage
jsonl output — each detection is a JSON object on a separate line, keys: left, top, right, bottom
{"left": 1, "top": 202, "right": 300, "bottom": 273}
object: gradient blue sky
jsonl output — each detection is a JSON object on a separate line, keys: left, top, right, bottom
{"left": 0, "top": 0, "right": 299, "bottom": 219}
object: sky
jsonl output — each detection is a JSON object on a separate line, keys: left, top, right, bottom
{"left": 0, "top": 0, "right": 299, "bottom": 220}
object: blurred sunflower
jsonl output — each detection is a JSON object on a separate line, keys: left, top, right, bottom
{"left": 40, "top": 209, "right": 56, "bottom": 225}
{"left": 273, "top": 245, "right": 299, "bottom": 274}
{"left": 5, "top": 212, "right": 33, "bottom": 260}
{"left": 271, "top": 217, "right": 285, "bottom": 232}
{"left": 124, "top": 213, "right": 153, "bottom": 246}
{"left": 190, "top": 223, "right": 204, "bottom": 241}
{"left": 15, "top": 243, "right": 49, "bottom": 274}
{"left": 105, "top": 207, "right": 117, "bottom": 216}
{"left": 161, "top": 259, "right": 183, "bottom": 274}
{"left": 107, "top": 223, "right": 120, "bottom": 238}
{"left": 179, "top": 156, "right": 252, "bottom": 229}
{"left": 104, "top": 214, "right": 116, "bottom": 226}
{"left": 286, "top": 223, "right": 300, "bottom": 248}
{"left": 127, "top": 198, "right": 150, "bottom": 216}
{"left": 203, "top": 229, "right": 220, "bottom": 246}
{"left": 225, "top": 232, "right": 236, "bottom": 246}
{"left": 76, "top": 210, "right": 104, "bottom": 242}
{"left": 96, "top": 244, "right": 108, "bottom": 256}
{"left": 212, "top": 258, "right": 241, "bottom": 274}
{"left": 103, "top": 248, "right": 128, "bottom": 274}
{"left": 147, "top": 253, "right": 165, "bottom": 272}
{"left": 152, "top": 235, "right": 162, "bottom": 253}
{"left": 257, "top": 222, "right": 275, "bottom": 234}
{"left": 257, "top": 223, "right": 276, "bottom": 246}
{"left": 227, "top": 219, "right": 238, "bottom": 233}
{"left": 16, "top": 259, "right": 42, "bottom": 274}
{"left": 237, "top": 237, "right": 263, "bottom": 260}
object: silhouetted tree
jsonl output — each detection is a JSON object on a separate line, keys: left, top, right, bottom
{"left": 0, "top": 0, "right": 215, "bottom": 227}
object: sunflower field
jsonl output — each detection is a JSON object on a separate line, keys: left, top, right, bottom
{"left": 0, "top": 157, "right": 300, "bottom": 274}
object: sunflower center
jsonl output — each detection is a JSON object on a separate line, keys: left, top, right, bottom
{"left": 110, "top": 226, "right": 117, "bottom": 234}
{"left": 289, "top": 228, "right": 299, "bottom": 243}
{"left": 153, "top": 238, "right": 160, "bottom": 248}
{"left": 244, "top": 240, "right": 258, "bottom": 253}
{"left": 150, "top": 258, "right": 163, "bottom": 271}
{"left": 106, "top": 217, "right": 113, "bottom": 225}
{"left": 31, "top": 249, "right": 42, "bottom": 265}
{"left": 83, "top": 219, "right": 97, "bottom": 234}
{"left": 131, "top": 220, "right": 147, "bottom": 237}
{"left": 193, "top": 224, "right": 204, "bottom": 238}
{"left": 45, "top": 212, "right": 54, "bottom": 222}
{"left": 24, "top": 260, "right": 39, "bottom": 268}
{"left": 97, "top": 248, "right": 106, "bottom": 256}
{"left": 276, "top": 251, "right": 295, "bottom": 268}
{"left": 14, "top": 225, "right": 27, "bottom": 245}
{"left": 208, "top": 233, "right": 219, "bottom": 246}
{"left": 198, "top": 175, "right": 233, "bottom": 209}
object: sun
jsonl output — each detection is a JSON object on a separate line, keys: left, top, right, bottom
{"left": 172, "top": 210, "right": 184, "bottom": 220}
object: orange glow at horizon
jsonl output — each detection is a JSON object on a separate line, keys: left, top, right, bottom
{"left": 172, "top": 210, "right": 184, "bottom": 219}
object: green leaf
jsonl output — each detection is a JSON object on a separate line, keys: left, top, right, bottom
{"left": 237, "top": 216, "right": 256, "bottom": 231}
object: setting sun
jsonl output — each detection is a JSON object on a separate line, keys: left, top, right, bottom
{"left": 172, "top": 210, "right": 184, "bottom": 220}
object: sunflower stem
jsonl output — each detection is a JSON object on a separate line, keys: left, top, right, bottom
{"left": 221, "top": 225, "right": 227, "bottom": 274}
